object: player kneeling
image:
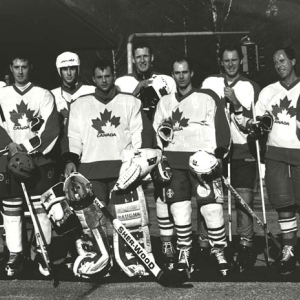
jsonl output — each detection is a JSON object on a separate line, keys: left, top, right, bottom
{"left": 41, "top": 180, "right": 112, "bottom": 278}
{"left": 189, "top": 150, "right": 230, "bottom": 277}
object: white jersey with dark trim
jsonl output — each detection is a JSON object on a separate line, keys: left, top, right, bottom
{"left": 202, "top": 74, "right": 260, "bottom": 160}
{"left": 254, "top": 79, "right": 300, "bottom": 165}
{"left": 0, "top": 83, "right": 60, "bottom": 170}
{"left": 153, "top": 88, "right": 231, "bottom": 169}
{"left": 52, "top": 83, "right": 95, "bottom": 121}
{"left": 67, "top": 92, "right": 153, "bottom": 179}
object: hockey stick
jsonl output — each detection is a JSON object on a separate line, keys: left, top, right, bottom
{"left": 222, "top": 176, "right": 281, "bottom": 254}
{"left": 93, "top": 197, "right": 189, "bottom": 286}
{"left": 226, "top": 102, "right": 233, "bottom": 244}
{"left": 251, "top": 101, "right": 271, "bottom": 265}
{"left": 21, "top": 181, "right": 59, "bottom": 287}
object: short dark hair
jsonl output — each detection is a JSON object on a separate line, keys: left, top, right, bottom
{"left": 219, "top": 44, "right": 243, "bottom": 61}
{"left": 92, "top": 59, "right": 114, "bottom": 76}
{"left": 172, "top": 57, "right": 193, "bottom": 72}
{"left": 274, "top": 46, "right": 296, "bottom": 60}
{"left": 9, "top": 52, "right": 32, "bottom": 66}
{"left": 132, "top": 40, "right": 153, "bottom": 56}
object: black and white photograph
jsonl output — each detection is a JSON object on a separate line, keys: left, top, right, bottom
{"left": 1, "top": 0, "right": 300, "bottom": 299}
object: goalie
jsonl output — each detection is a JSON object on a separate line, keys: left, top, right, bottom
{"left": 62, "top": 59, "right": 159, "bottom": 277}
{"left": 153, "top": 57, "right": 231, "bottom": 276}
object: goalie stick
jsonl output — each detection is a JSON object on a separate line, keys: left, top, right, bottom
{"left": 21, "top": 182, "right": 59, "bottom": 287}
{"left": 93, "top": 197, "right": 189, "bottom": 286}
{"left": 222, "top": 176, "right": 281, "bottom": 257}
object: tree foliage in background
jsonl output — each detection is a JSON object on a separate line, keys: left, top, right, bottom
{"left": 62, "top": 0, "right": 300, "bottom": 88}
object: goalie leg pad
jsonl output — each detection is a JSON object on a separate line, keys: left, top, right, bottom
{"left": 111, "top": 185, "right": 152, "bottom": 277}
{"left": 72, "top": 208, "right": 111, "bottom": 278}
{"left": 200, "top": 203, "right": 227, "bottom": 248}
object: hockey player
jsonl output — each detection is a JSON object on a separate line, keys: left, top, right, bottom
{"left": 0, "top": 53, "right": 60, "bottom": 277}
{"left": 234, "top": 46, "right": 300, "bottom": 275}
{"left": 51, "top": 51, "right": 95, "bottom": 176}
{"left": 201, "top": 45, "right": 261, "bottom": 272}
{"left": 52, "top": 51, "right": 95, "bottom": 127}
{"left": 63, "top": 59, "right": 158, "bottom": 277}
{"left": 115, "top": 40, "right": 176, "bottom": 121}
{"left": 153, "top": 57, "right": 231, "bottom": 276}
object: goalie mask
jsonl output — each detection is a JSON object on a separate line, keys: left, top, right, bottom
{"left": 7, "top": 152, "right": 36, "bottom": 180}
{"left": 189, "top": 150, "right": 221, "bottom": 181}
{"left": 64, "top": 172, "right": 95, "bottom": 210}
{"left": 56, "top": 51, "right": 80, "bottom": 75}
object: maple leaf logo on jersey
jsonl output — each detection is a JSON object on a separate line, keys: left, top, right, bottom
{"left": 171, "top": 108, "right": 189, "bottom": 131}
{"left": 92, "top": 108, "right": 120, "bottom": 137}
{"left": 271, "top": 96, "right": 296, "bottom": 126}
{"left": 10, "top": 101, "right": 35, "bottom": 130}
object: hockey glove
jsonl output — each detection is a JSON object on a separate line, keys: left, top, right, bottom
{"left": 247, "top": 111, "right": 273, "bottom": 140}
{"left": 157, "top": 119, "right": 174, "bottom": 143}
{"left": 151, "top": 155, "right": 172, "bottom": 186}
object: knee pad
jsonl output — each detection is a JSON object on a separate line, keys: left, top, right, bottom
{"left": 110, "top": 185, "right": 152, "bottom": 277}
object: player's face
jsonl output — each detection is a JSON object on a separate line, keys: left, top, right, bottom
{"left": 93, "top": 67, "right": 114, "bottom": 93}
{"left": 273, "top": 50, "right": 295, "bottom": 80}
{"left": 10, "top": 59, "right": 31, "bottom": 86}
{"left": 172, "top": 61, "right": 193, "bottom": 91}
{"left": 133, "top": 47, "right": 153, "bottom": 74}
{"left": 221, "top": 50, "right": 241, "bottom": 79}
{"left": 60, "top": 66, "right": 78, "bottom": 87}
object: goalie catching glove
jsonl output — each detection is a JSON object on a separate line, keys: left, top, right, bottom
{"left": 157, "top": 119, "right": 173, "bottom": 143}
{"left": 113, "top": 149, "right": 162, "bottom": 191}
{"left": 246, "top": 111, "right": 273, "bottom": 140}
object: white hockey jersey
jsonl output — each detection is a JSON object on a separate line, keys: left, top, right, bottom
{"left": 0, "top": 83, "right": 60, "bottom": 170}
{"left": 66, "top": 90, "right": 154, "bottom": 179}
{"left": 202, "top": 74, "right": 260, "bottom": 160}
{"left": 239, "top": 79, "right": 300, "bottom": 165}
{"left": 51, "top": 83, "right": 95, "bottom": 123}
{"left": 153, "top": 88, "right": 231, "bottom": 169}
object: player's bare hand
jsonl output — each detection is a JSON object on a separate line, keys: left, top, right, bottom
{"left": 224, "top": 87, "right": 241, "bottom": 109}
{"left": 64, "top": 162, "right": 77, "bottom": 178}
{"left": 7, "top": 142, "right": 21, "bottom": 157}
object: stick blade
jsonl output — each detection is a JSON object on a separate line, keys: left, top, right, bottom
{"left": 157, "top": 268, "right": 190, "bottom": 287}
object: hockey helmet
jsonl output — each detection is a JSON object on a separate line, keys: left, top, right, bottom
{"left": 7, "top": 152, "right": 36, "bottom": 180}
{"left": 189, "top": 150, "right": 221, "bottom": 180}
{"left": 64, "top": 172, "right": 95, "bottom": 210}
{"left": 56, "top": 51, "right": 80, "bottom": 75}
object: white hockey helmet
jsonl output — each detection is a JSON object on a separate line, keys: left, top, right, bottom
{"left": 56, "top": 51, "right": 80, "bottom": 75}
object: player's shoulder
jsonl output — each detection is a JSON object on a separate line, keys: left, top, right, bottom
{"left": 238, "top": 75, "right": 260, "bottom": 89}
{"left": 193, "top": 87, "right": 221, "bottom": 101}
{"left": 202, "top": 74, "right": 224, "bottom": 85}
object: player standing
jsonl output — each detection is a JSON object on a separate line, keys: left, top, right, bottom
{"left": 0, "top": 53, "right": 60, "bottom": 277}
{"left": 153, "top": 57, "right": 231, "bottom": 276}
{"left": 201, "top": 45, "right": 261, "bottom": 272}
{"left": 115, "top": 40, "right": 176, "bottom": 121}
{"left": 235, "top": 46, "right": 300, "bottom": 275}
{"left": 63, "top": 59, "right": 158, "bottom": 277}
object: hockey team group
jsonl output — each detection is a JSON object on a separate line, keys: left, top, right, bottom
{"left": 0, "top": 39, "right": 299, "bottom": 285}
